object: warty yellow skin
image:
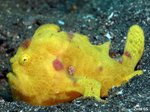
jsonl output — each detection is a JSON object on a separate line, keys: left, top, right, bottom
{"left": 7, "top": 24, "right": 144, "bottom": 106}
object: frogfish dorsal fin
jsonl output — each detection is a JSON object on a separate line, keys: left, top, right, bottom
{"left": 33, "top": 24, "right": 60, "bottom": 38}
{"left": 122, "top": 25, "right": 144, "bottom": 68}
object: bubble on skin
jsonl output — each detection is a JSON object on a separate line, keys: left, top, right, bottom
{"left": 53, "top": 58, "right": 64, "bottom": 71}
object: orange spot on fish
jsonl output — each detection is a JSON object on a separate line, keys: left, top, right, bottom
{"left": 124, "top": 51, "right": 132, "bottom": 59}
{"left": 53, "top": 59, "right": 64, "bottom": 71}
{"left": 21, "top": 39, "right": 31, "bottom": 49}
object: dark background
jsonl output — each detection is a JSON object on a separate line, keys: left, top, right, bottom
{"left": 0, "top": 0, "right": 149, "bottom": 111}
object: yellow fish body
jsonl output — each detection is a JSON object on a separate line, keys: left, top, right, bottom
{"left": 7, "top": 24, "right": 144, "bottom": 106}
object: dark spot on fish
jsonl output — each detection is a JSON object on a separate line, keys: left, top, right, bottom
{"left": 99, "top": 66, "right": 103, "bottom": 72}
{"left": 124, "top": 51, "right": 132, "bottom": 59}
{"left": 21, "top": 39, "right": 31, "bottom": 49}
{"left": 129, "top": 39, "right": 133, "bottom": 43}
{"left": 53, "top": 58, "right": 64, "bottom": 71}
{"left": 138, "top": 50, "right": 142, "bottom": 54}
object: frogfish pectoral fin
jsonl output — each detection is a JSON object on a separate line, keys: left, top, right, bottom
{"left": 75, "top": 76, "right": 105, "bottom": 102}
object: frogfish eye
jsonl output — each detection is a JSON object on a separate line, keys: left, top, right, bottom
{"left": 19, "top": 54, "right": 30, "bottom": 65}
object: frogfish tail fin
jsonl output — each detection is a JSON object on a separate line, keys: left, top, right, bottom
{"left": 122, "top": 25, "right": 144, "bottom": 69}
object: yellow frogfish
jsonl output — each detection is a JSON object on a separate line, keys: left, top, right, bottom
{"left": 7, "top": 24, "right": 144, "bottom": 106}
